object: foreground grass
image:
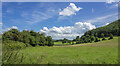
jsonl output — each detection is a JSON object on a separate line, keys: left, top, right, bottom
{"left": 2, "top": 37, "right": 118, "bottom": 64}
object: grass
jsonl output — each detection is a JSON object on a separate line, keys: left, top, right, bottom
{"left": 54, "top": 41, "right": 76, "bottom": 46}
{"left": 2, "top": 37, "right": 118, "bottom": 64}
{"left": 54, "top": 41, "right": 70, "bottom": 46}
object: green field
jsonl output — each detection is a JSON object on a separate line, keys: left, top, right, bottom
{"left": 2, "top": 37, "right": 118, "bottom": 64}
{"left": 54, "top": 41, "right": 71, "bottom": 46}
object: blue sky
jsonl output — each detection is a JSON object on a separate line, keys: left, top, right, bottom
{"left": 2, "top": 2, "right": 118, "bottom": 39}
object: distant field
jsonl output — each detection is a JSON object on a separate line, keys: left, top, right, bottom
{"left": 54, "top": 41, "right": 76, "bottom": 46}
{"left": 2, "top": 37, "right": 118, "bottom": 64}
{"left": 54, "top": 41, "right": 70, "bottom": 46}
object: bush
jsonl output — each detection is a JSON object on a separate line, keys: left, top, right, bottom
{"left": 95, "top": 37, "right": 100, "bottom": 42}
{"left": 108, "top": 34, "right": 113, "bottom": 40}
{"left": 88, "top": 39, "right": 92, "bottom": 43}
{"left": 2, "top": 40, "right": 27, "bottom": 51}
{"left": 76, "top": 41, "right": 79, "bottom": 44}
{"left": 2, "top": 29, "right": 54, "bottom": 47}
{"left": 102, "top": 37, "right": 106, "bottom": 41}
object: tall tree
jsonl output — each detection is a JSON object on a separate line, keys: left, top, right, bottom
{"left": 46, "top": 36, "right": 54, "bottom": 46}
{"left": 76, "top": 36, "right": 80, "bottom": 41}
{"left": 29, "top": 36, "right": 35, "bottom": 45}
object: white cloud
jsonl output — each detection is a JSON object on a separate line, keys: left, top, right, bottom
{"left": 0, "top": 22, "right": 2, "bottom": 25}
{"left": 39, "top": 22, "right": 95, "bottom": 40}
{"left": 109, "top": 3, "right": 118, "bottom": 9}
{"left": 105, "top": 23, "right": 110, "bottom": 25}
{"left": 86, "top": 13, "right": 118, "bottom": 26}
{"left": 11, "top": 26, "right": 18, "bottom": 29}
{"left": 22, "top": 8, "right": 58, "bottom": 24}
{"left": 101, "top": 23, "right": 110, "bottom": 27}
{"left": 115, "top": 4, "right": 118, "bottom": 6}
{"left": 3, "top": 26, "right": 18, "bottom": 32}
{"left": 105, "top": 0, "right": 118, "bottom": 9}
{"left": 106, "top": 0, "right": 116, "bottom": 4}
{"left": 59, "top": 3, "right": 82, "bottom": 16}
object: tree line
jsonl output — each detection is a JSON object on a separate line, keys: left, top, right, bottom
{"left": 84, "top": 19, "right": 120, "bottom": 38}
{"left": 55, "top": 33, "right": 114, "bottom": 45}
{"left": 2, "top": 29, "right": 54, "bottom": 47}
{"left": 73, "top": 19, "right": 120, "bottom": 44}
{"left": 55, "top": 19, "right": 119, "bottom": 44}
{"left": 2, "top": 19, "right": 120, "bottom": 47}
{"left": 74, "top": 33, "right": 113, "bottom": 44}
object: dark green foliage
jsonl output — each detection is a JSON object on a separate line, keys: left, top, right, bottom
{"left": 90, "top": 36, "right": 95, "bottom": 42}
{"left": 101, "top": 33, "right": 106, "bottom": 41}
{"left": 86, "top": 34, "right": 90, "bottom": 37}
{"left": 88, "top": 39, "right": 92, "bottom": 43}
{"left": 2, "top": 29, "right": 21, "bottom": 41}
{"left": 76, "top": 41, "right": 80, "bottom": 44}
{"left": 55, "top": 38, "right": 72, "bottom": 44}
{"left": 2, "top": 29, "right": 54, "bottom": 47}
{"left": 29, "top": 36, "right": 35, "bottom": 44}
{"left": 102, "top": 37, "right": 106, "bottom": 41}
{"left": 95, "top": 33, "right": 98, "bottom": 37}
{"left": 76, "top": 36, "right": 80, "bottom": 41}
{"left": 68, "top": 40, "right": 72, "bottom": 44}
{"left": 76, "top": 36, "right": 80, "bottom": 44}
{"left": 62, "top": 38, "right": 68, "bottom": 44}
{"left": 108, "top": 34, "right": 113, "bottom": 40}
{"left": 84, "top": 19, "right": 120, "bottom": 38}
{"left": 39, "top": 35, "right": 46, "bottom": 46}
{"left": 22, "top": 34, "right": 30, "bottom": 44}
{"left": 72, "top": 42, "right": 74, "bottom": 45}
{"left": 73, "top": 39, "right": 76, "bottom": 41}
{"left": 2, "top": 40, "right": 27, "bottom": 50}
{"left": 101, "top": 33, "right": 104, "bottom": 38}
{"left": 77, "top": 35, "right": 94, "bottom": 44}
{"left": 74, "top": 19, "right": 119, "bottom": 44}
{"left": 79, "top": 39, "right": 84, "bottom": 43}
{"left": 95, "top": 37, "right": 100, "bottom": 42}
{"left": 46, "top": 36, "right": 54, "bottom": 46}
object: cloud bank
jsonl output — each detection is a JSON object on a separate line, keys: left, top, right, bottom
{"left": 0, "top": 22, "right": 2, "bottom": 25}
{"left": 3, "top": 26, "right": 18, "bottom": 32}
{"left": 39, "top": 22, "right": 96, "bottom": 40}
{"left": 106, "top": 0, "right": 116, "bottom": 4}
{"left": 59, "top": 3, "right": 82, "bottom": 16}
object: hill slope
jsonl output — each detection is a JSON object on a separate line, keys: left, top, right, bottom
{"left": 84, "top": 19, "right": 120, "bottom": 37}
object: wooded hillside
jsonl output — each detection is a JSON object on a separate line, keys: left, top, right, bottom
{"left": 84, "top": 19, "right": 120, "bottom": 37}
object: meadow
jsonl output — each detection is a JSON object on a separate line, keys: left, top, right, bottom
{"left": 2, "top": 37, "right": 118, "bottom": 64}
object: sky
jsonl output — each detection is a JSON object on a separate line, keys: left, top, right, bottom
{"left": 2, "top": 1, "right": 118, "bottom": 39}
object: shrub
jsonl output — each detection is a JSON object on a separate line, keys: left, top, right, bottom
{"left": 2, "top": 40, "right": 27, "bottom": 51}
{"left": 108, "top": 34, "right": 113, "bottom": 40}
{"left": 102, "top": 37, "right": 106, "bottom": 41}
{"left": 95, "top": 37, "right": 99, "bottom": 42}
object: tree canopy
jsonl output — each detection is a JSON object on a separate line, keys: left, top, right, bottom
{"left": 2, "top": 29, "right": 54, "bottom": 47}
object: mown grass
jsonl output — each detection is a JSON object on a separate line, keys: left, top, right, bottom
{"left": 2, "top": 37, "right": 118, "bottom": 64}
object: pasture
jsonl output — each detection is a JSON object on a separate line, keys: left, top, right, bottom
{"left": 2, "top": 37, "right": 118, "bottom": 64}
